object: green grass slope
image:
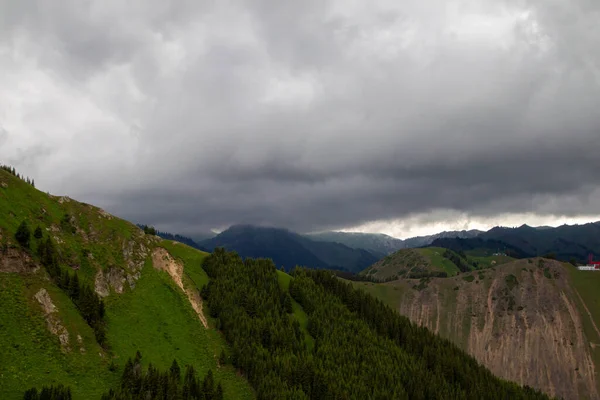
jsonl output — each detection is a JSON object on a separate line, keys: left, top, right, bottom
{"left": 277, "top": 270, "right": 314, "bottom": 350}
{"left": 361, "top": 247, "right": 464, "bottom": 280}
{"left": 417, "top": 247, "right": 461, "bottom": 275}
{"left": 0, "top": 273, "right": 116, "bottom": 399}
{"left": 0, "top": 169, "right": 253, "bottom": 399}
{"left": 567, "top": 265, "right": 600, "bottom": 394}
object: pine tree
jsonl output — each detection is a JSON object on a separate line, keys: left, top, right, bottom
{"left": 215, "top": 382, "right": 224, "bottom": 400}
{"left": 69, "top": 273, "right": 80, "bottom": 300}
{"left": 219, "top": 350, "right": 227, "bottom": 366}
{"left": 15, "top": 220, "right": 31, "bottom": 249}
{"left": 34, "top": 226, "right": 43, "bottom": 239}
{"left": 121, "top": 358, "right": 135, "bottom": 392}
{"left": 23, "top": 388, "right": 39, "bottom": 400}
{"left": 169, "top": 359, "right": 181, "bottom": 382}
{"left": 202, "top": 369, "right": 215, "bottom": 399}
{"left": 284, "top": 293, "right": 293, "bottom": 313}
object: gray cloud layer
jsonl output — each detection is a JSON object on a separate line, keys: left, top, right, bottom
{"left": 1, "top": 0, "right": 600, "bottom": 234}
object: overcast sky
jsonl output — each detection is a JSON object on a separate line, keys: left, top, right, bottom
{"left": 1, "top": 0, "right": 600, "bottom": 238}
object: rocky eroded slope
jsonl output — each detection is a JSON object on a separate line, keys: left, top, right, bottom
{"left": 354, "top": 259, "right": 600, "bottom": 399}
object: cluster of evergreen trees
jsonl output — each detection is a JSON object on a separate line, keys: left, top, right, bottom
{"left": 200, "top": 248, "right": 550, "bottom": 399}
{"left": 139, "top": 224, "right": 158, "bottom": 235}
{"left": 37, "top": 232, "right": 107, "bottom": 347}
{"left": 15, "top": 220, "right": 34, "bottom": 249}
{"left": 136, "top": 224, "right": 206, "bottom": 251}
{"left": 1, "top": 164, "right": 35, "bottom": 187}
{"left": 443, "top": 249, "right": 474, "bottom": 272}
{"left": 101, "top": 352, "right": 223, "bottom": 400}
{"left": 23, "top": 384, "right": 72, "bottom": 400}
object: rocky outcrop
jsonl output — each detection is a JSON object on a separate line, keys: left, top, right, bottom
{"left": 34, "top": 288, "right": 70, "bottom": 351}
{"left": 94, "top": 267, "right": 127, "bottom": 297}
{"left": 0, "top": 247, "right": 38, "bottom": 273}
{"left": 94, "top": 235, "right": 155, "bottom": 296}
{"left": 384, "top": 259, "right": 598, "bottom": 400}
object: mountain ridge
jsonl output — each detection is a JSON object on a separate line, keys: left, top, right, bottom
{"left": 199, "top": 224, "right": 379, "bottom": 272}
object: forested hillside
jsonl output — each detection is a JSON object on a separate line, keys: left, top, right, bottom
{"left": 433, "top": 223, "right": 600, "bottom": 262}
{"left": 200, "top": 248, "right": 550, "bottom": 399}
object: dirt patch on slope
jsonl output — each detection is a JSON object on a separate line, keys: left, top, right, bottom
{"left": 0, "top": 247, "right": 38, "bottom": 273}
{"left": 387, "top": 259, "right": 598, "bottom": 400}
{"left": 152, "top": 248, "right": 208, "bottom": 328}
{"left": 34, "top": 288, "right": 70, "bottom": 351}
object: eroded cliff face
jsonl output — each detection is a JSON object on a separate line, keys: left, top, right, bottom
{"left": 387, "top": 259, "right": 598, "bottom": 400}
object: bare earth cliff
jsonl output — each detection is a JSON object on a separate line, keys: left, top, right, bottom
{"left": 370, "top": 259, "right": 598, "bottom": 400}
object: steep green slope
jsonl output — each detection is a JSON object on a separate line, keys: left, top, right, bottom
{"left": 0, "top": 169, "right": 253, "bottom": 399}
{"left": 350, "top": 259, "right": 600, "bottom": 399}
{"left": 276, "top": 270, "right": 314, "bottom": 350}
{"left": 0, "top": 273, "right": 115, "bottom": 399}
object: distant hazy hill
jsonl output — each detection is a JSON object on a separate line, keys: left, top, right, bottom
{"left": 306, "top": 231, "right": 404, "bottom": 257}
{"left": 430, "top": 237, "right": 529, "bottom": 259}
{"left": 432, "top": 223, "right": 600, "bottom": 262}
{"left": 402, "top": 229, "right": 483, "bottom": 248}
{"left": 307, "top": 229, "right": 483, "bottom": 256}
{"left": 200, "top": 225, "right": 379, "bottom": 272}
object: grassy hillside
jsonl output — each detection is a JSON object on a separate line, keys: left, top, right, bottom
{"left": 350, "top": 258, "right": 600, "bottom": 399}
{"left": 361, "top": 247, "right": 465, "bottom": 280}
{"left": 276, "top": 270, "right": 314, "bottom": 350}
{"left": 467, "top": 253, "right": 516, "bottom": 269}
{"left": 0, "top": 273, "right": 115, "bottom": 399}
{"left": 0, "top": 169, "right": 253, "bottom": 399}
{"left": 360, "top": 245, "right": 518, "bottom": 282}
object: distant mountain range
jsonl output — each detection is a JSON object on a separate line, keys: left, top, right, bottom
{"left": 176, "top": 221, "right": 600, "bottom": 271}
{"left": 307, "top": 229, "right": 483, "bottom": 256}
{"left": 431, "top": 222, "right": 600, "bottom": 262}
{"left": 198, "top": 225, "right": 378, "bottom": 272}
{"left": 305, "top": 232, "right": 404, "bottom": 258}
{"left": 402, "top": 229, "right": 484, "bottom": 249}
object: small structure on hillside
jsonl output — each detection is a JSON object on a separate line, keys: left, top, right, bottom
{"left": 577, "top": 254, "right": 600, "bottom": 271}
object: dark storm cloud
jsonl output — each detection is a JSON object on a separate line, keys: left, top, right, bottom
{"left": 1, "top": 0, "right": 600, "bottom": 235}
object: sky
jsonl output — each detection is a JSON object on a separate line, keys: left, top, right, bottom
{"left": 1, "top": 0, "right": 600, "bottom": 239}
